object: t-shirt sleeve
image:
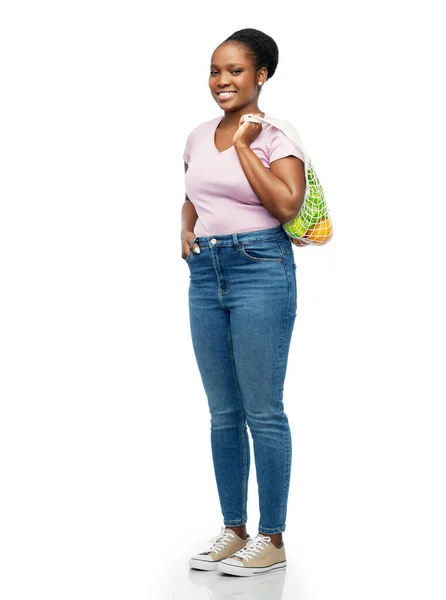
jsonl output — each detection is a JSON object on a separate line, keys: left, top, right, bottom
{"left": 268, "top": 128, "right": 305, "bottom": 165}
{"left": 183, "top": 129, "right": 195, "bottom": 164}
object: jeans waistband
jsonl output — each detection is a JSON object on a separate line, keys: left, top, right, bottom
{"left": 193, "top": 226, "right": 289, "bottom": 248}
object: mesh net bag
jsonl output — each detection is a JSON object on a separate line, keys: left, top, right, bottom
{"left": 243, "top": 113, "right": 333, "bottom": 246}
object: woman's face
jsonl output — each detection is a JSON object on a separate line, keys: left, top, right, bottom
{"left": 209, "top": 42, "right": 264, "bottom": 110}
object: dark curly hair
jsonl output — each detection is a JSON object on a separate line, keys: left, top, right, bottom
{"left": 223, "top": 28, "right": 279, "bottom": 85}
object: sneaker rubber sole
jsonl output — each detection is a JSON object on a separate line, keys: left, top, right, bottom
{"left": 189, "top": 556, "right": 222, "bottom": 571}
{"left": 217, "top": 559, "right": 287, "bottom": 577}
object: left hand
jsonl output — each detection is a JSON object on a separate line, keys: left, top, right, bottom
{"left": 233, "top": 113, "right": 263, "bottom": 148}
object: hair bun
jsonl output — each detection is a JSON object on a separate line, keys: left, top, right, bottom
{"left": 224, "top": 28, "right": 279, "bottom": 80}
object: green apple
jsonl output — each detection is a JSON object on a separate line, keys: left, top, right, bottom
{"left": 284, "top": 216, "right": 308, "bottom": 238}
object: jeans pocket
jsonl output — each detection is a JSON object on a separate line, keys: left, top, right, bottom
{"left": 185, "top": 251, "right": 193, "bottom": 263}
{"left": 240, "top": 240, "right": 283, "bottom": 262}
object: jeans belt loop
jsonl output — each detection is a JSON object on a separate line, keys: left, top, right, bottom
{"left": 232, "top": 232, "right": 241, "bottom": 250}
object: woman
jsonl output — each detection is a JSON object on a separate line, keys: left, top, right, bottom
{"left": 182, "top": 28, "right": 306, "bottom": 577}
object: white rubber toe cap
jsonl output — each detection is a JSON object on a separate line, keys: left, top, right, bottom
{"left": 191, "top": 553, "right": 214, "bottom": 562}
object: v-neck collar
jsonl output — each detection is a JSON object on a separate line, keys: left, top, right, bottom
{"left": 212, "top": 113, "right": 269, "bottom": 155}
{"left": 212, "top": 115, "right": 233, "bottom": 155}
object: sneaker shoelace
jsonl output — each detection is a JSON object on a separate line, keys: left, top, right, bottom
{"left": 206, "top": 526, "right": 236, "bottom": 554}
{"left": 233, "top": 534, "right": 271, "bottom": 562}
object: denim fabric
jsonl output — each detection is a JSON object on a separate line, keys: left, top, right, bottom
{"left": 186, "top": 225, "right": 297, "bottom": 534}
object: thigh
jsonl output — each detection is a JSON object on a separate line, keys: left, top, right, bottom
{"left": 229, "top": 253, "right": 297, "bottom": 414}
{"left": 188, "top": 256, "right": 243, "bottom": 416}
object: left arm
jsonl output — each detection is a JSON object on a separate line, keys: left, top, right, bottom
{"left": 234, "top": 139, "right": 306, "bottom": 223}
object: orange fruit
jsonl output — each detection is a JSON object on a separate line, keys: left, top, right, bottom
{"left": 291, "top": 237, "right": 309, "bottom": 246}
{"left": 303, "top": 217, "right": 333, "bottom": 245}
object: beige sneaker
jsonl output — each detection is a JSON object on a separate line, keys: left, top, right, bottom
{"left": 189, "top": 526, "right": 250, "bottom": 571}
{"left": 218, "top": 533, "right": 287, "bottom": 576}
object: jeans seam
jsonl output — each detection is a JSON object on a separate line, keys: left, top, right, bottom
{"left": 228, "top": 324, "right": 248, "bottom": 522}
{"left": 258, "top": 525, "right": 286, "bottom": 534}
{"left": 257, "top": 257, "right": 292, "bottom": 534}
{"left": 274, "top": 258, "right": 293, "bottom": 530}
{"left": 210, "top": 249, "right": 228, "bottom": 309}
{"left": 224, "top": 519, "right": 248, "bottom": 526}
{"left": 219, "top": 246, "right": 231, "bottom": 295}
{"left": 281, "top": 412, "right": 291, "bottom": 527}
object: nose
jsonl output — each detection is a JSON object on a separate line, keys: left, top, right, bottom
{"left": 216, "top": 73, "right": 231, "bottom": 87}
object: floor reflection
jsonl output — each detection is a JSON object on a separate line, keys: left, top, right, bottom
{"left": 188, "top": 567, "right": 287, "bottom": 599}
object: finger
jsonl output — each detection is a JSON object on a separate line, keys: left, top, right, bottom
{"left": 189, "top": 238, "right": 201, "bottom": 254}
{"left": 188, "top": 236, "right": 198, "bottom": 250}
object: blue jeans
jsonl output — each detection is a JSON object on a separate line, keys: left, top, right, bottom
{"left": 186, "top": 225, "right": 297, "bottom": 534}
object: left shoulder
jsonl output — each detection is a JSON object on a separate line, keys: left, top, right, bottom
{"left": 264, "top": 125, "right": 305, "bottom": 165}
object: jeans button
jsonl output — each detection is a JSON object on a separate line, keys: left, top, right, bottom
{"left": 210, "top": 238, "right": 217, "bottom": 245}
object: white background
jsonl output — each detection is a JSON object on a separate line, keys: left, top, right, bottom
{"left": 1, "top": 1, "right": 445, "bottom": 599}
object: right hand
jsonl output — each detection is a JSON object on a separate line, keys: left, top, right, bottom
{"left": 181, "top": 231, "right": 200, "bottom": 260}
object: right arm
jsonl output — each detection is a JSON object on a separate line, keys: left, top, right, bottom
{"left": 181, "top": 162, "right": 199, "bottom": 259}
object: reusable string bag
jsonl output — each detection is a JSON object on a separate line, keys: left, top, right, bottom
{"left": 243, "top": 113, "right": 333, "bottom": 246}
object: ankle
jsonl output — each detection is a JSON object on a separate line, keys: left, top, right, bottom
{"left": 262, "top": 532, "right": 283, "bottom": 549}
{"left": 226, "top": 525, "right": 248, "bottom": 540}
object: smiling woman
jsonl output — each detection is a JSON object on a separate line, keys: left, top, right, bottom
{"left": 181, "top": 28, "right": 306, "bottom": 578}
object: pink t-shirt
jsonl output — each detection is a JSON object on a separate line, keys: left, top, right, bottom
{"left": 183, "top": 113, "right": 304, "bottom": 236}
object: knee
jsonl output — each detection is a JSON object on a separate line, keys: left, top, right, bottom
{"left": 210, "top": 405, "right": 246, "bottom": 430}
{"left": 245, "top": 407, "right": 289, "bottom": 434}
